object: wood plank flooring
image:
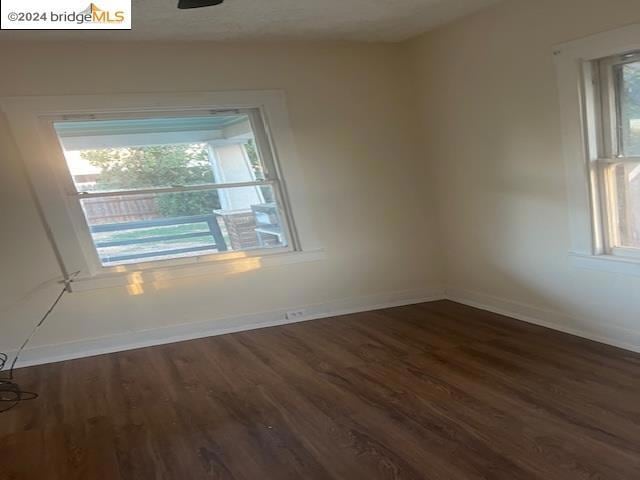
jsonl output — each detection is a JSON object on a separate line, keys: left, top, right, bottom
{"left": 1, "top": 300, "right": 639, "bottom": 479}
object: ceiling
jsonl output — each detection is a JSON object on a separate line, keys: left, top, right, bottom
{"left": 0, "top": 0, "right": 501, "bottom": 43}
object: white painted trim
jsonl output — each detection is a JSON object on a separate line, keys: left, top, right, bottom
{"left": 554, "top": 43, "right": 596, "bottom": 256}
{"left": 70, "top": 249, "right": 327, "bottom": 292}
{"left": 554, "top": 23, "right": 640, "bottom": 60}
{"left": 13, "top": 286, "right": 446, "bottom": 369}
{"left": 446, "top": 287, "right": 640, "bottom": 354}
{"left": 569, "top": 252, "right": 640, "bottom": 276}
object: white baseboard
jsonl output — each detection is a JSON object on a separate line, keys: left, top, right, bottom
{"left": 12, "top": 284, "right": 640, "bottom": 369}
{"left": 446, "top": 287, "right": 640, "bottom": 354}
{"left": 14, "top": 286, "right": 446, "bottom": 369}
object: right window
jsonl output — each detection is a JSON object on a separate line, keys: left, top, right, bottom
{"left": 593, "top": 52, "right": 640, "bottom": 256}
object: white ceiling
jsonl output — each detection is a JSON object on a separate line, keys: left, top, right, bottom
{"left": 0, "top": 0, "right": 501, "bottom": 43}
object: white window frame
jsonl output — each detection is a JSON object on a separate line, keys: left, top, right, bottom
{"left": 554, "top": 23, "right": 640, "bottom": 275}
{"left": 1, "top": 91, "right": 324, "bottom": 290}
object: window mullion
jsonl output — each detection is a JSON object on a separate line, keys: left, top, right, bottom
{"left": 596, "top": 157, "right": 640, "bottom": 164}
{"left": 72, "top": 180, "right": 276, "bottom": 199}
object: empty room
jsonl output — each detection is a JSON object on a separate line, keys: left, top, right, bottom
{"left": 1, "top": 0, "right": 639, "bottom": 478}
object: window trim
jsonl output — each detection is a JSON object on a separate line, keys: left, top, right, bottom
{"left": 554, "top": 23, "right": 640, "bottom": 275}
{"left": 1, "top": 90, "right": 323, "bottom": 288}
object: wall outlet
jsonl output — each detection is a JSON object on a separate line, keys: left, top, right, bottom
{"left": 285, "top": 309, "right": 307, "bottom": 320}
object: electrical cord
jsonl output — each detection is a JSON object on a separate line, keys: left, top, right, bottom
{"left": 0, "top": 272, "right": 78, "bottom": 414}
{"left": 0, "top": 353, "right": 38, "bottom": 413}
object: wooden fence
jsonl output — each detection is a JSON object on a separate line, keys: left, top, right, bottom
{"left": 83, "top": 195, "right": 159, "bottom": 224}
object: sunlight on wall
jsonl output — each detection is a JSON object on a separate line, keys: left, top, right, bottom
{"left": 126, "top": 283, "right": 145, "bottom": 296}
{"left": 223, "top": 257, "right": 262, "bottom": 275}
{"left": 126, "top": 272, "right": 145, "bottom": 296}
{"left": 123, "top": 253, "right": 264, "bottom": 294}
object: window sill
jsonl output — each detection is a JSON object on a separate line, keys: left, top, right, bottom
{"left": 70, "top": 249, "right": 326, "bottom": 292}
{"left": 569, "top": 252, "right": 640, "bottom": 277}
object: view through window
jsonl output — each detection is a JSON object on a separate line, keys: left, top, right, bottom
{"left": 595, "top": 54, "right": 640, "bottom": 252}
{"left": 54, "top": 112, "right": 291, "bottom": 266}
{"left": 613, "top": 60, "right": 640, "bottom": 249}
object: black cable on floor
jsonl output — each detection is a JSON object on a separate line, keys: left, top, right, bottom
{"left": 0, "top": 272, "right": 78, "bottom": 414}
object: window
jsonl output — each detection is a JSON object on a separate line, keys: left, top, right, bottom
{"left": 1, "top": 91, "right": 322, "bottom": 288}
{"left": 53, "top": 110, "right": 294, "bottom": 267}
{"left": 554, "top": 23, "right": 640, "bottom": 274}
{"left": 589, "top": 52, "right": 640, "bottom": 257}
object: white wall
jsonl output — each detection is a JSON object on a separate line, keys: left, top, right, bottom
{"left": 0, "top": 41, "right": 442, "bottom": 363}
{"left": 407, "top": 0, "right": 640, "bottom": 350}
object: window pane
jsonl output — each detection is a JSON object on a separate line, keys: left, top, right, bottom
{"left": 617, "top": 61, "right": 640, "bottom": 157}
{"left": 81, "top": 186, "right": 287, "bottom": 266}
{"left": 610, "top": 162, "right": 640, "bottom": 249}
{"left": 54, "top": 114, "right": 267, "bottom": 193}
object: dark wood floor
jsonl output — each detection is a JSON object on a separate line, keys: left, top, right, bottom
{"left": 1, "top": 300, "right": 639, "bottom": 479}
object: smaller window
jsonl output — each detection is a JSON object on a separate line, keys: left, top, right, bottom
{"left": 53, "top": 110, "right": 295, "bottom": 268}
{"left": 589, "top": 52, "right": 640, "bottom": 256}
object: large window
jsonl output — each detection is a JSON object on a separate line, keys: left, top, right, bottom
{"left": 1, "top": 91, "right": 321, "bottom": 289}
{"left": 53, "top": 110, "right": 293, "bottom": 267}
{"left": 591, "top": 52, "right": 640, "bottom": 257}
